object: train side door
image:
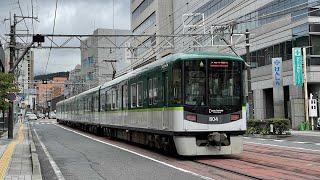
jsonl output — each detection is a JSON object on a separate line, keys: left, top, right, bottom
{"left": 162, "top": 70, "right": 169, "bottom": 130}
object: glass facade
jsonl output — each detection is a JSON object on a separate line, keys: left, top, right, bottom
{"left": 132, "top": 0, "right": 154, "bottom": 21}
{"left": 235, "top": 0, "right": 315, "bottom": 33}
{"left": 135, "top": 36, "right": 156, "bottom": 56}
{"left": 133, "top": 12, "right": 156, "bottom": 35}
{"left": 193, "top": 0, "right": 235, "bottom": 24}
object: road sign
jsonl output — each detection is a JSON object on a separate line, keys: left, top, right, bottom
{"left": 309, "top": 93, "right": 318, "bottom": 117}
{"left": 292, "top": 48, "right": 303, "bottom": 86}
{"left": 272, "top": 57, "right": 282, "bottom": 87}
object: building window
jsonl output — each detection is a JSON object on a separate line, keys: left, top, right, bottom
{"left": 193, "top": 0, "right": 235, "bottom": 24}
{"left": 132, "top": 0, "right": 154, "bottom": 21}
{"left": 133, "top": 13, "right": 156, "bottom": 35}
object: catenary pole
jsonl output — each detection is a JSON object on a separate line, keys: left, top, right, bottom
{"left": 246, "top": 29, "right": 253, "bottom": 119}
{"left": 303, "top": 47, "right": 309, "bottom": 127}
{"left": 8, "top": 14, "right": 16, "bottom": 139}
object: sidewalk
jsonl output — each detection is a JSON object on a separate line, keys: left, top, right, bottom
{"left": 290, "top": 130, "right": 320, "bottom": 137}
{"left": 0, "top": 121, "right": 42, "bottom": 180}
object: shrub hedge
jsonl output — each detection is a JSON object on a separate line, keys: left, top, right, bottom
{"left": 247, "top": 118, "right": 290, "bottom": 135}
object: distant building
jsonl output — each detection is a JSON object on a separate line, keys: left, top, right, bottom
{"left": 36, "top": 77, "right": 67, "bottom": 112}
{"left": 64, "top": 64, "right": 83, "bottom": 98}
{"left": 130, "top": 0, "right": 174, "bottom": 68}
{"left": 80, "top": 28, "right": 131, "bottom": 90}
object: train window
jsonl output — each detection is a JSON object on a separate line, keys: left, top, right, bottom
{"left": 106, "top": 90, "right": 112, "bottom": 110}
{"left": 137, "top": 81, "right": 143, "bottom": 107}
{"left": 153, "top": 77, "right": 158, "bottom": 105}
{"left": 100, "top": 91, "right": 106, "bottom": 111}
{"left": 117, "top": 88, "right": 121, "bottom": 109}
{"left": 112, "top": 89, "right": 117, "bottom": 109}
{"left": 172, "top": 62, "right": 182, "bottom": 105}
{"left": 131, "top": 83, "right": 137, "bottom": 108}
{"left": 122, "top": 84, "right": 128, "bottom": 109}
{"left": 148, "top": 78, "right": 153, "bottom": 105}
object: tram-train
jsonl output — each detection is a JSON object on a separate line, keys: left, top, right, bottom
{"left": 56, "top": 52, "right": 246, "bottom": 156}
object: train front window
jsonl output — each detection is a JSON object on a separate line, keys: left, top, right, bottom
{"left": 184, "top": 61, "right": 206, "bottom": 106}
{"left": 208, "top": 60, "right": 241, "bottom": 106}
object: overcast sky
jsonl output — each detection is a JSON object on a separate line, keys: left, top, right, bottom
{"left": 0, "top": 0, "right": 131, "bottom": 75}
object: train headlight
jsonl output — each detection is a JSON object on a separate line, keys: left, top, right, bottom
{"left": 186, "top": 114, "right": 197, "bottom": 122}
{"left": 230, "top": 114, "right": 240, "bottom": 121}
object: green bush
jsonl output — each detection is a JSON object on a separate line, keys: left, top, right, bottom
{"left": 246, "top": 118, "right": 290, "bottom": 135}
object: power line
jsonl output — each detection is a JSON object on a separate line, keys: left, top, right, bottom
{"left": 17, "top": 0, "right": 30, "bottom": 41}
{"left": 44, "top": 0, "right": 59, "bottom": 75}
{"left": 117, "top": 0, "right": 320, "bottom": 75}
{"left": 31, "top": 0, "right": 34, "bottom": 34}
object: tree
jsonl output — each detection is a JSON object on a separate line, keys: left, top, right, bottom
{"left": 0, "top": 73, "right": 19, "bottom": 110}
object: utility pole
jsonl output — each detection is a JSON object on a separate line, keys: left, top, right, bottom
{"left": 8, "top": 14, "right": 16, "bottom": 139}
{"left": 302, "top": 47, "right": 309, "bottom": 127}
{"left": 7, "top": 14, "right": 38, "bottom": 139}
{"left": 245, "top": 29, "right": 253, "bottom": 119}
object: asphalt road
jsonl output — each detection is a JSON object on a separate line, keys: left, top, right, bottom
{"left": 31, "top": 122, "right": 204, "bottom": 180}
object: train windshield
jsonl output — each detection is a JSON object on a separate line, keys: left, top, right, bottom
{"left": 184, "top": 59, "right": 242, "bottom": 107}
{"left": 208, "top": 60, "right": 241, "bottom": 107}
{"left": 184, "top": 61, "right": 206, "bottom": 106}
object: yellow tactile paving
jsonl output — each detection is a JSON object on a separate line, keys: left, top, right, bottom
{"left": 0, "top": 124, "right": 24, "bottom": 180}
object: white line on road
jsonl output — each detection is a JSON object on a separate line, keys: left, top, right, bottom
{"left": 55, "top": 124, "right": 213, "bottom": 180}
{"left": 294, "top": 141, "right": 309, "bottom": 144}
{"left": 33, "top": 128, "right": 66, "bottom": 180}
{"left": 245, "top": 141, "right": 320, "bottom": 153}
{"left": 272, "top": 139, "right": 285, "bottom": 142}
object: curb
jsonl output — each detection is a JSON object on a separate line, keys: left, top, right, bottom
{"left": 244, "top": 134, "right": 292, "bottom": 139}
{"left": 28, "top": 124, "right": 43, "bottom": 180}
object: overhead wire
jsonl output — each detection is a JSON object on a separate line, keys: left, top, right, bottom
{"left": 44, "top": 0, "right": 59, "bottom": 75}
{"left": 115, "top": 0, "right": 204, "bottom": 75}
{"left": 116, "top": 0, "right": 320, "bottom": 76}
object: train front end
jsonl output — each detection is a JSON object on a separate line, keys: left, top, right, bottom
{"left": 173, "top": 56, "right": 246, "bottom": 156}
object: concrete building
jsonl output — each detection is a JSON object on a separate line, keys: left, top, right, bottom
{"left": 168, "top": 0, "right": 320, "bottom": 129}
{"left": 80, "top": 28, "right": 131, "bottom": 90}
{"left": 64, "top": 64, "right": 83, "bottom": 98}
{"left": 130, "top": 0, "right": 174, "bottom": 69}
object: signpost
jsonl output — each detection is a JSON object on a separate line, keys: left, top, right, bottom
{"left": 309, "top": 93, "right": 317, "bottom": 130}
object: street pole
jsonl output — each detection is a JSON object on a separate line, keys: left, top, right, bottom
{"left": 303, "top": 47, "right": 309, "bottom": 128}
{"left": 245, "top": 29, "right": 253, "bottom": 119}
{"left": 8, "top": 14, "right": 16, "bottom": 139}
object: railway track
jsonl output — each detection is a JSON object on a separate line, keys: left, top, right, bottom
{"left": 194, "top": 159, "right": 263, "bottom": 180}
{"left": 193, "top": 143, "right": 320, "bottom": 180}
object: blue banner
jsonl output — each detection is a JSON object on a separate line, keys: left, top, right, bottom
{"left": 292, "top": 48, "right": 303, "bottom": 87}
{"left": 272, "top": 58, "right": 282, "bottom": 87}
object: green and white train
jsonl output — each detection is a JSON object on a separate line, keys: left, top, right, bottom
{"left": 56, "top": 52, "right": 246, "bottom": 156}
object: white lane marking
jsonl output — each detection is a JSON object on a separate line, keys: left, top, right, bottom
{"left": 33, "top": 128, "right": 66, "bottom": 180}
{"left": 273, "top": 139, "right": 285, "bottom": 142}
{"left": 245, "top": 141, "right": 320, "bottom": 153}
{"left": 294, "top": 141, "right": 309, "bottom": 144}
{"left": 245, "top": 137, "right": 318, "bottom": 145}
{"left": 55, "top": 124, "right": 213, "bottom": 180}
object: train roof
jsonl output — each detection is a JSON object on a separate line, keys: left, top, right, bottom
{"left": 58, "top": 52, "right": 243, "bottom": 105}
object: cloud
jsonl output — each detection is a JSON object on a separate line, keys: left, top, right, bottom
{"left": 0, "top": 0, "right": 131, "bottom": 75}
